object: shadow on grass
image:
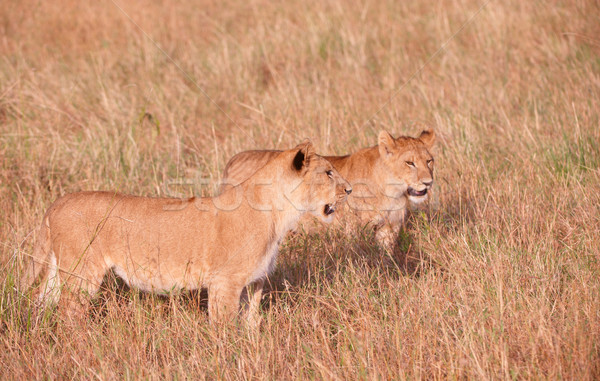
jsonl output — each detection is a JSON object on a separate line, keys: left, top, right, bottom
{"left": 91, "top": 271, "right": 210, "bottom": 322}
{"left": 260, "top": 217, "right": 439, "bottom": 312}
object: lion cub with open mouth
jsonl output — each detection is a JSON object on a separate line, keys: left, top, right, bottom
{"left": 21, "top": 141, "right": 352, "bottom": 325}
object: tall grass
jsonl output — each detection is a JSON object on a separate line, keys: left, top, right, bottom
{"left": 1, "top": 0, "right": 599, "bottom": 378}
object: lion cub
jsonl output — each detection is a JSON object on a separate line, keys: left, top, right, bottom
{"left": 21, "top": 141, "right": 351, "bottom": 324}
{"left": 221, "top": 130, "right": 435, "bottom": 252}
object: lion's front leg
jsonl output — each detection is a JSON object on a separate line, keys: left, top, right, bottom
{"left": 208, "top": 282, "right": 244, "bottom": 325}
{"left": 245, "top": 279, "right": 264, "bottom": 328}
{"left": 375, "top": 223, "right": 401, "bottom": 253}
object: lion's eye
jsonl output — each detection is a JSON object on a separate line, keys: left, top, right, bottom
{"left": 326, "top": 170, "right": 333, "bottom": 177}
{"left": 405, "top": 161, "right": 415, "bottom": 167}
{"left": 427, "top": 159, "right": 434, "bottom": 165}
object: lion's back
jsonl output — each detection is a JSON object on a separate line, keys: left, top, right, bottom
{"left": 220, "top": 150, "right": 282, "bottom": 193}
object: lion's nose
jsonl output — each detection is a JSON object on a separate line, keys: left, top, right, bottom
{"left": 422, "top": 179, "right": 433, "bottom": 187}
{"left": 345, "top": 187, "right": 352, "bottom": 195}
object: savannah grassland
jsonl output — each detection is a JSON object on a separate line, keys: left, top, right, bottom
{"left": 1, "top": 0, "right": 600, "bottom": 379}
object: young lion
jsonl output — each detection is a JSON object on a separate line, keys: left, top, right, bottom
{"left": 221, "top": 130, "right": 435, "bottom": 252}
{"left": 21, "top": 141, "right": 352, "bottom": 325}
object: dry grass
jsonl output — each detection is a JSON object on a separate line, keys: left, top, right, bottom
{"left": 1, "top": 0, "right": 600, "bottom": 378}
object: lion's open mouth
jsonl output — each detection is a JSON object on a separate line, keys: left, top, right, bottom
{"left": 407, "top": 188, "right": 428, "bottom": 197}
{"left": 324, "top": 204, "right": 335, "bottom": 215}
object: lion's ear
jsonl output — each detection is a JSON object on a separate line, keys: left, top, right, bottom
{"left": 292, "top": 140, "right": 315, "bottom": 172}
{"left": 418, "top": 129, "right": 435, "bottom": 149}
{"left": 378, "top": 131, "right": 396, "bottom": 157}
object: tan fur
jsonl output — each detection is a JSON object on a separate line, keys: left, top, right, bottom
{"left": 221, "top": 130, "right": 435, "bottom": 251}
{"left": 22, "top": 141, "right": 351, "bottom": 325}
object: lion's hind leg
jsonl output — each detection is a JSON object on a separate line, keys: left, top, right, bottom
{"left": 56, "top": 262, "right": 106, "bottom": 322}
{"left": 37, "top": 251, "right": 61, "bottom": 308}
{"left": 20, "top": 215, "right": 52, "bottom": 293}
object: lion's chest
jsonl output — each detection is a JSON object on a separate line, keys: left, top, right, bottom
{"left": 248, "top": 239, "right": 280, "bottom": 283}
{"left": 346, "top": 185, "right": 408, "bottom": 227}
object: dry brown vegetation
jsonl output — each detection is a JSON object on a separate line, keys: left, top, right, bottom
{"left": 1, "top": 0, "right": 600, "bottom": 379}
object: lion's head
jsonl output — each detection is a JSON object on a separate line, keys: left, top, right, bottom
{"left": 282, "top": 141, "right": 352, "bottom": 223}
{"left": 377, "top": 129, "right": 435, "bottom": 204}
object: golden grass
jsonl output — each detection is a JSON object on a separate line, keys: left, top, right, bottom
{"left": 1, "top": 0, "right": 600, "bottom": 378}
